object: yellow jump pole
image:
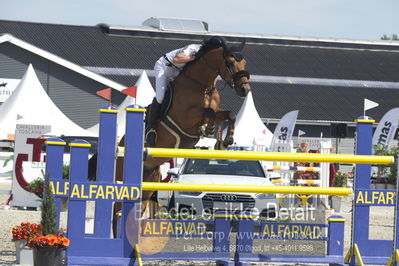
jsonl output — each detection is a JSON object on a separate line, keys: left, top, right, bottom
{"left": 142, "top": 182, "right": 351, "bottom": 196}
{"left": 145, "top": 148, "right": 394, "bottom": 165}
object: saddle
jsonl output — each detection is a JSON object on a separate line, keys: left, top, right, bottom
{"left": 145, "top": 83, "right": 200, "bottom": 148}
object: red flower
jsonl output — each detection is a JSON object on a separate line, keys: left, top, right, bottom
{"left": 11, "top": 222, "right": 42, "bottom": 241}
{"left": 28, "top": 234, "right": 70, "bottom": 249}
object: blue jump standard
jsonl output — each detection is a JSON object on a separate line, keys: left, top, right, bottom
{"left": 45, "top": 108, "right": 398, "bottom": 266}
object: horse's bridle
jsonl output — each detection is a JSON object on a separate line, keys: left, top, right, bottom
{"left": 224, "top": 55, "right": 250, "bottom": 90}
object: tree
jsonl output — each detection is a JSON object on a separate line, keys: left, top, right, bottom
{"left": 41, "top": 174, "right": 58, "bottom": 235}
{"left": 381, "top": 34, "right": 399, "bottom": 41}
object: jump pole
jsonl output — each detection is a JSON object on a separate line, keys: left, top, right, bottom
{"left": 142, "top": 182, "right": 351, "bottom": 196}
{"left": 145, "top": 147, "right": 393, "bottom": 165}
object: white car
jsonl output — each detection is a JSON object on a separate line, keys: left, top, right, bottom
{"left": 167, "top": 158, "right": 278, "bottom": 218}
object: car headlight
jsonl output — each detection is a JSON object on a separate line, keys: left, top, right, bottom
{"left": 255, "top": 193, "right": 275, "bottom": 199}
{"left": 178, "top": 191, "right": 202, "bottom": 196}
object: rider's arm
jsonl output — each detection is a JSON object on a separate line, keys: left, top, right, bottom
{"left": 172, "top": 52, "right": 196, "bottom": 64}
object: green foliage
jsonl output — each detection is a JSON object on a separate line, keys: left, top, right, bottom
{"left": 26, "top": 169, "right": 45, "bottom": 198}
{"left": 373, "top": 144, "right": 398, "bottom": 184}
{"left": 381, "top": 34, "right": 399, "bottom": 41}
{"left": 26, "top": 177, "right": 44, "bottom": 191}
{"left": 26, "top": 177, "right": 44, "bottom": 199}
{"left": 2, "top": 155, "right": 14, "bottom": 175}
{"left": 41, "top": 174, "right": 58, "bottom": 236}
{"left": 334, "top": 171, "right": 349, "bottom": 187}
{"left": 63, "top": 164, "right": 70, "bottom": 179}
{"left": 2, "top": 154, "right": 13, "bottom": 167}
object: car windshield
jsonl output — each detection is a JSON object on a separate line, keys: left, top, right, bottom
{"left": 182, "top": 158, "right": 266, "bottom": 177}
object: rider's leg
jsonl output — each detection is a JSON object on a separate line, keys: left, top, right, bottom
{"left": 146, "top": 62, "right": 167, "bottom": 146}
{"left": 145, "top": 98, "right": 161, "bottom": 146}
{"left": 154, "top": 60, "right": 168, "bottom": 103}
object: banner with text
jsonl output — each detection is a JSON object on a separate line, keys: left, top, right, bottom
{"left": 271, "top": 110, "right": 299, "bottom": 151}
{"left": 0, "top": 78, "right": 20, "bottom": 103}
{"left": 372, "top": 107, "right": 399, "bottom": 148}
{"left": 10, "top": 124, "right": 51, "bottom": 208}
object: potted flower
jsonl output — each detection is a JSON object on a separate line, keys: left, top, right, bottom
{"left": 28, "top": 234, "right": 69, "bottom": 265}
{"left": 331, "top": 171, "right": 350, "bottom": 212}
{"left": 333, "top": 171, "right": 349, "bottom": 188}
{"left": 12, "top": 222, "right": 42, "bottom": 264}
{"left": 28, "top": 175, "right": 69, "bottom": 266}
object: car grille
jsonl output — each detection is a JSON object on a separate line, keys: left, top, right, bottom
{"left": 202, "top": 193, "right": 255, "bottom": 210}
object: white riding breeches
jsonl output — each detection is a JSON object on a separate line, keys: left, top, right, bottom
{"left": 154, "top": 58, "right": 180, "bottom": 104}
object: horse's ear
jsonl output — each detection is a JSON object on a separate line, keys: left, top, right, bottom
{"left": 228, "top": 41, "right": 246, "bottom": 53}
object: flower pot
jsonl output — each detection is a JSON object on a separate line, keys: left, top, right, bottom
{"left": 387, "top": 184, "right": 396, "bottom": 190}
{"left": 33, "top": 246, "right": 65, "bottom": 266}
{"left": 331, "top": 196, "right": 342, "bottom": 212}
{"left": 14, "top": 239, "right": 33, "bottom": 264}
{"left": 375, "top": 183, "right": 387, "bottom": 189}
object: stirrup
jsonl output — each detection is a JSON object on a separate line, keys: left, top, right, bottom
{"left": 145, "top": 129, "right": 157, "bottom": 147}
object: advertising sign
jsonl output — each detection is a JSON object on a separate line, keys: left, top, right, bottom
{"left": 0, "top": 78, "right": 20, "bottom": 103}
{"left": 10, "top": 124, "right": 51, "bottom": 208}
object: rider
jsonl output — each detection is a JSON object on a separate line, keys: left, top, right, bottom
{"left": 146, "top": 43, "right": 202, "bottom": 146}
{"left": 146, "top": 36, "right": 227, "bottom": 146}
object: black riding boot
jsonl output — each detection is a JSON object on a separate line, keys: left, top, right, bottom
{"left": 146, "top": 99, "right": 161, "bottom": 147}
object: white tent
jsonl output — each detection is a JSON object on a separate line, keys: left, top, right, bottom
{"left": 233, "top": 91, "right": 273, "bottom": 147}
{"left": 134, "top": 70, "right": 156, "bottom": 108}
{"left": 196, "top": 91, "right": 273, "bottom": 149}
{"left": 86, "top": 70, "right": 155, "bottom": 138}
{"left": 0, "top": 64, "right": 95, "bottom": 139}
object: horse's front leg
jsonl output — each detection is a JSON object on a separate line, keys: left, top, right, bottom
{"left": 214, "top": 109, "right": 236, "bottom": 150}
{"left": 200, "top": 108, "right": 216, "bottom": 137}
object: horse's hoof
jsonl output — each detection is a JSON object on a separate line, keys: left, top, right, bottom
{"left": 223, "top": 138, "right": 234, "bottom": 147}
{"left": 214, "top": 141, "right": 223, "bottom": 150}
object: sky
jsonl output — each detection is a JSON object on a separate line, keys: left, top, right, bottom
{"left": 1, "top": 0, "right": 398, "bottom": 41}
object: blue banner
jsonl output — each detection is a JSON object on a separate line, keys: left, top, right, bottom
{"left": 355, "top": 189, "right": 396, "bottom": 206}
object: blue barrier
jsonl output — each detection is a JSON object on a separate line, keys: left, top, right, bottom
{"left": 347, "top": 118, "right": 399, "bottom": 265}
{"left": 45, "top": 107, "right": 398, "bottom": 265}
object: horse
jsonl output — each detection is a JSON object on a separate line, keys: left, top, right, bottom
{"left": 138, "top": 37, "right": 251, "bottom": 213}
{"left": 90, "top": 37, "right": 251, "bottom": 232}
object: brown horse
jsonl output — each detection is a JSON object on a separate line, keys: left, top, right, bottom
{"left": 139, "top": 37, "right": 251, "bottom": 214}
{"left": 90, "top": 37, "right": 251, "bottom": 230}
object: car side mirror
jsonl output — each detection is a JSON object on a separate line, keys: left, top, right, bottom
{"left": 167, "top": 168, "right": 179, "bottom": 177}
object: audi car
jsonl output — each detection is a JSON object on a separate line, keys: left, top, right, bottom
{"left": 167, "top": 158, "right": 278, "bottom": 218}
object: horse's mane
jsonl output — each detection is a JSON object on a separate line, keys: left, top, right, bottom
{"left": 197, "top": 37, "right": 226, "bottom": 56}
{"left": 183, "top": 37, "right": 227, "bottom": 71}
